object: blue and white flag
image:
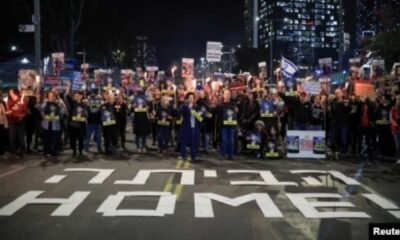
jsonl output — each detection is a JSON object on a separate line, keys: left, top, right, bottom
{"left": 281, "top": 56, "right": 299, "bottom": 78}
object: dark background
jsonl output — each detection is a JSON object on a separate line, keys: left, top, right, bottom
{"left": 0, "top": 0, "right": 244, "bottom": 69}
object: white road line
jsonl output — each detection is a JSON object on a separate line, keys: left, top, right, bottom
{"left": 0, "top": 161, "right": 43, "bottom": 179}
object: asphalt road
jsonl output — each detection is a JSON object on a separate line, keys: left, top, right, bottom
{"left": 0, "top": 144, "right": 399, "bottom": 240}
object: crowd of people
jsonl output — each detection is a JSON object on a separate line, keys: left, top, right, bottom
{"left": 1, "top": 73, "right": 400, "bottom": 163}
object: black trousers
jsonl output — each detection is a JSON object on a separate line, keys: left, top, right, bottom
{"left": 103, "top": 125, "right": 118, "bottom": 153}
{"left": 43, "top": 130, "right": 61, "bottom": 156}
{"left": 0, "top": 124, "right": 7, "bottom": 154}
{"left": 9, "top": 121, "right": 26, "bottom": 154}
{"left": 69, "top": 125, "right": 86, "bottom": 153}
{"left": 117, "top": 121, "right": 126, "bottom": 147}
{"left": 358, "top": 127, "right": 372, "bottom": 156}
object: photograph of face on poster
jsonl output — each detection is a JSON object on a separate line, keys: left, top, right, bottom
{"left": 182, "top": 58, "right": 194, "bottom": 79}
{"left": 18, "top": 69, "right": 38, "bottom": 95}
{"left": 121, "top": 69, "right": 134, "bottom": 88}
{"left": 94, "top": 69, "right": 113, "bottom": 86}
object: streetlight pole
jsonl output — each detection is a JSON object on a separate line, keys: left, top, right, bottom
{"left": 252, "top": 0, "right": 258, "bottom": 48}
{"left": 338, "top": 0, "right": 343, "bottom": 72}
{"left": 34, "top": 0, "right": 41, "bottom": 72}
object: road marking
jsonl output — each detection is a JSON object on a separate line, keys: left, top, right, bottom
{"left": 163, "top": 159, "right": 184, "bottom": 192}
{"left": 0, "top": 160, "right": 43, "bottom": 179}
{"left": 174, "top": 160, "right": 191, "bottom": 199}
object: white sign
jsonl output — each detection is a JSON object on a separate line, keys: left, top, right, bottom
{"left": 287, "top": 131, "right": 326, "bottom": 159}
{"left": 207, "top": 41, "right": 223, "bottom": 62}
{"left": 303, "top": 81, "right": 321, "bottom": 95}
{"left": 146, "top": 66, "right": 159, "bottom": 72}
{"left": 18, "top": 24, "right": 35, "bottom": 32}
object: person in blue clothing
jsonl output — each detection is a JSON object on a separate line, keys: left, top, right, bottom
{"left": 177, "top": 92, "right": 203, "bottom": 162}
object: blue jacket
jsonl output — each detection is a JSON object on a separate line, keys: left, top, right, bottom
{"left": 178, "top": 103, "right": 201, "bottom": 144}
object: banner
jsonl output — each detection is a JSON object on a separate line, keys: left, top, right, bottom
{"left": 287, "top": 130, "right": 326, "bottom": 159}
{"left": 52, "top": 52, "right": 65, "bottom": 73}
{"left": 182, "top": 58, "right": 194, "bottom": 78}
{"left": 318, "top": 58, "right": 332, "bottom": 76}
{"left": 354, "top": 80, "right": 374, "bottom": 97}
{"left": 18, "top": 69, "right": 38, "bottom": 95}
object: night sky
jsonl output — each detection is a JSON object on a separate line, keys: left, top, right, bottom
{"left": 1, "top": 0, "right": 244, "bottom": 69}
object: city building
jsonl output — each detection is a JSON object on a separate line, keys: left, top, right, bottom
{"left": 244, "top": 0, "right": 345, "bottom": 72}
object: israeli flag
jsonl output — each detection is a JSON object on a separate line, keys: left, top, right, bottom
{"left": 281, "top": 56, "right": 299, "bottom": 78}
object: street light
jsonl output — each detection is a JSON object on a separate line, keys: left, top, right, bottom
{"left": 21, "top": 57, "right": 30, "bottom": 64}
{"left": 76, "top": 51, "right": 87, "bottom": 64}
{"left": 11, "top": 45, "right": 17, "bottom": 51}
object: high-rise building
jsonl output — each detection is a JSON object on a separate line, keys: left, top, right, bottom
{"left": 245, "top": 0, "right": 344, "bottom": 71}
{"left": 356, "top": 0, "right": 400, "bottom": 44}
{"left": 356, "top": 0, "right": 381, "bottom": 43}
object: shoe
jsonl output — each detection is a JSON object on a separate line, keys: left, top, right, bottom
{"left": 185, "top": 157, "right": 192, "bottom": 161}
{"left": 137, "top": 148, "right": 142, "bottom": 153}
{"left": 142, "top": 148, "right": 147, "bottom": 153}
{"left": 73, "top": 150, "right": 77, "bottom": 156}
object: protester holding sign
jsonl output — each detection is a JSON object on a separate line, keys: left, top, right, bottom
{"left": 329, "top": 89, "right": 351, "bottom": 158}
{"left": 7, "top": 89, "right": 28, "bottom": 156}
{"left": 115, "top": 94, "right": 128, "bottom": 149}
{"left": 85, "top": 92, "right": 103, "bottom": 153}
{"left": 217, "top": 90, "right": 238, "bottom": 160}
{"left": 41, "top": 91, "right": 64, "bottom": 157}
{"left": 101, "top": 94, "right": 118, "bottom": 155}
{"left": 177, "top": 93, "right": 202, "bottom": 161}
{"left": 155, "top": 96, "right": 175, "bottom": 153}
{"left": 66, "top": 86, "right": 88, "bottom": 157}
{"left": 132, "top": 94, "right": 152, "bottom": 153}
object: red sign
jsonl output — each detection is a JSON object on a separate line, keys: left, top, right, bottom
{"left": 45, "top": 75, "right": 60, "bottom": 86}
{"left": 354, "top": 80, "right": 374, "bottom": 97}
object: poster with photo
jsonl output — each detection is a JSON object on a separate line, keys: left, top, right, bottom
{"left": 371, "top": 60, "right": 385, "bottom": 79}
{"left": 18, "top": 69, "right": 38, "bottom": 96}
{"left": 258, "top": 62, "right": 267, "bottom": 80}
{"left": 246, "top": 131, "right": 261, "bottom": 150}
{"left": 121, "top": 69, "right": 134, "bottom": 88}
{"left": 286, "top": 131, "right": 326, "bottom": 159}
{"left": 94, "top": 69, "right": 113, "bottom": 87}
{"left": 223, "top": 106, "right": 237, "bottom": 126}
{"left": 182, "top": 58, "right": 194, "bottom": 78}
{"left": 52, "top": 52, "right": 65, "bottom": 73}
{"left": 318, "top": 58, "right": 332, "bottom": 76}
{"left": 81, "top": 63, "right": 89, "bottom": 81}
{"left": 260, "top": 100, "right": 276, "bottom": 118}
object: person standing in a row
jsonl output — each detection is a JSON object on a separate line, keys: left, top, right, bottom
{"left": 85, "top": 92, "right": 103, "bottom": 153}
{"left": 217, "top": 90, "right": 238, "bottom": 160}
{"left": 115, "top": 94, "right": 128, "bottom": 149}
{"left": 7, "top": 89, "right": 27, "bottom": 156}
{"left": 178, "top": 93, "right": 202, "bottom": 161}
{"left": 66, "top": 89, "right": 87, "bottom": 157}
{"left": 101, "top": 94, "right": 118, "bottom": 155}
{"left": 41, "top": 91, "right": 64, "bottom": 157}
{"left": 132, "top": 94, "right": 151, "bottom": 153}
{"left": 0, "top": 90, "right": 8, "bottom": 155}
